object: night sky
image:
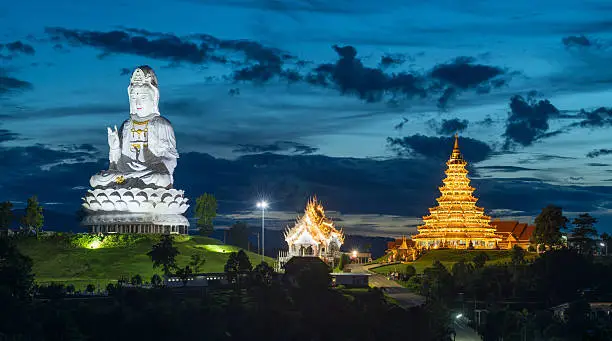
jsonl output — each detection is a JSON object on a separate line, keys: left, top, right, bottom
{"left": 2, "top": 0, "right": 612, "bottom": 237}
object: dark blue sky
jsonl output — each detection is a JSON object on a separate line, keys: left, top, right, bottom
{"left": 2, "top": 0, "right": 612, "bottom": 236}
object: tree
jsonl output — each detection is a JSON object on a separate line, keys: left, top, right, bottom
{"left": 175, "top": 266, "right": 193, "bottom": 286}
{"left": 65, "top": 284, "right": 75, "bottom": 294}
{"left": 402, "top": 265, "right": 417, "bottom": 280}
{"left": 236, "top": 250, "right": 253, "bottom": 272}
{"left": 20, "top": 196, "right": 44, "bottom": 236}
{"left": 0, "top": 201, "right": 14, "bottom": 232}
{"left": 224, "top": 250, "right": 252, "bottom": 289}
{"left": 473, "top": 252, "right": 489, "bottom": 269}
{"left": 421, "top": 260, "right": 454, "bottom": 302}
{"left": 571, "top": 213, "right": 598, "bottom": 255}
{"left": 338, "top": 253, "right": 350, "bottom": 271}
{"left": 106, "top": 283, "right": 116, "bottom": 294}
{"left": 195, "top": 193, "right": 217, "bottom": 236}
{"left": 150, "top": 274, "right": 162, "bottom": 287}
{"left": 85, "top": 284, "right": 95, "bottom": 294}
{"left": 130, "top": 274, "right": 143, "bottom": 286}
{"left": 511, "top": 245, "right": 526, "bottom": 266}
{"left": 189, "top": 253, "right": 206, "bottom": 273}
{"left": 228, "top": 221, "right": 250, "bottom": 249}
{"left": 252, "top": 261, "right": 274, "bottom": 286}
{"left": 451, "top": 259, "right": 474, "bottom": 290}
{"left": 147, "top": 235, "right": 179, "bottom": 276}
{"left": 533, "top": 205, "right": 569, "bottom": 250}
{"left": 0, "top": 237, "right": 34, "bottom": 300}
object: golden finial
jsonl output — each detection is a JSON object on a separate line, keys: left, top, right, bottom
{"left": 454, "top": 133, "right": 459, "bottom": 150}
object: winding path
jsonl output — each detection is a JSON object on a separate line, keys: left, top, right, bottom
{"left": 347, "top": 263, "right": 426, "bottom": 309}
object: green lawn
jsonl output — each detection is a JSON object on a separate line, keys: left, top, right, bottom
{"left": 16, "top": 235, "right": 273, "bottom": 289}
{"left": 370, "top": 249, "right": 537, "bottom": 275}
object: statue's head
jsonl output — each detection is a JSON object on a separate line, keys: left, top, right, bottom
{"left": 127, "top": 66, "right": 160, "bottom": 120}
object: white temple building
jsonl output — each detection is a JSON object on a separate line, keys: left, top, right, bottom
{"left": 278, "top": 197, "right": 344, "bottom": 269}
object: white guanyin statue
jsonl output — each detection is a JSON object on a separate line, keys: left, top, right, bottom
{"left": 90, "top": 66, "right": 178, "bottom": 189}
{"left": 82, "top": 66, "right": 189, "bottom": 234}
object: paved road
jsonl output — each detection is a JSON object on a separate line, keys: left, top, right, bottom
{"left": 349, "top": 263, "right": 481, "bottom": 340}
{"left": 453, "top": 317, "right": 481, "bottom": 341}
{"left": 347, "top": 263, "right": 426, "bottom": 309}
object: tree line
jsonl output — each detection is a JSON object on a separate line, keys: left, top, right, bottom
{"left": 0, "top": 195, "right": 44, "bottom": 236}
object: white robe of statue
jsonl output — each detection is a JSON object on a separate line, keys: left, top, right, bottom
{"left": 90, "top": 66, "right": 179, "bottom": 189}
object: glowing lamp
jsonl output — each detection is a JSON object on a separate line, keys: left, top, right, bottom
{"left": 352, "top": 250, "right": 357, "bottom": 258}
{"left": 88, "top": 240, "right": 102, "bottom": 249}
{"left": 256, "top": 201, "right": 268, "bottom": 209}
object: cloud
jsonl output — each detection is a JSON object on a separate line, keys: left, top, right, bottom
{"left": 477, "top": 165, "right": 536, "bottom": 173}
{"left": 586, "top": 163, "right": 610, "bottom": 167}
{"left": 574, "top": 107, "right": 612, "bottom": 128}
{"left": 306, "top": 45, "right": 427, "bottom": 103}
{"left": 2, "top": 150, "right": 611, "bottom": 236}
{"left": 233, "top": 141, "right": 318, "bottom": 155}
{"left": 386, "top": 134, "right": 493, "bottom": 163}
{"left": 308, "top": 46, "right": 513, "bottom": 106}
{"left": 430, "top": 56, "right": 506, "bottom": 90}
{"left": 503, "top": 93, "right": 560, "bottom": 148}
{"left": 430, "top": 56, "right": 510, "bottom": 108}
{"left": 46, "top": 27, "right": 210, "bottom": 64}
{"left": 586, "top": 149, "right": 612, "bottom": 158}
{"left": 182, "top": 0, "right": 387, "bottom": 14}
{"left": 0, "top": 41, "right": 36, "bottom": 59}
{"left": 379, "top": 54, "right": 408, "bottom": 68}
{"left": 45, "top": 27, "right": 296, "bottom": 84}
{"left": 44, "top": 28, "right": 513, "bottom": 106}
{"left": 562, "top": 35, "right": 593, "bottom": 48}
{"left": 0, "top": 68, "right": 33, "bottom": 96}
{"left": 0, "top": 129, "right": 19, "bottom": 143}
{"left": 428, "top": 118, "right": 469, "bottom": 135}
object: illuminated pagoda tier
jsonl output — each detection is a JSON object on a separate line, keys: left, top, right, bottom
{"left": 278, "top": 197, "right": 344, "bottom": 268}
{"left": 413, "top": 134, "right": 500, "bottom": 249}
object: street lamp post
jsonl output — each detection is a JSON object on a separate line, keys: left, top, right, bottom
{"left": 256, "top": 201, "right": 268, "bottom": 263}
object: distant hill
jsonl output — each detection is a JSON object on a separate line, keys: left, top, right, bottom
{"left": 16, "top": 235, "right": 273, "bottom": 289}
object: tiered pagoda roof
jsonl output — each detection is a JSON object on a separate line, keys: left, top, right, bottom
{"left": 413, "top": 134, "right": 500, "bottom": 248}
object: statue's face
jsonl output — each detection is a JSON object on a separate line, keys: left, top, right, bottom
{"left": 129, "top": 85, "right": 156, "bottom": 118}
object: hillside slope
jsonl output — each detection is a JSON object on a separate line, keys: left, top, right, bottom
{"left": 16, "top": 235, "right": 273, "bottom": 288}
{"left": 371, "top": 249, "right": 536, "bottom": 274}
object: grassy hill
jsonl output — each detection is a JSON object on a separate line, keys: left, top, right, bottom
{"left": 16, "top": 234, "right": 274, "bottom": 289}
{"left": 370, "top": 249, "right": 537, "bottom": 275}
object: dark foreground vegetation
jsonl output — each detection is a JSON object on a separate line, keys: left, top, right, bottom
{"left": 0, "top": 236, "right": 452, "bottom": 341}
{"left": 398, "top": 246, "right": 612, "bottom": 340}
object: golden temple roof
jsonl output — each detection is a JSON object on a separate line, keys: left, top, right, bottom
{"left": 284, "top": 196, "right": 345, "bottom": 245}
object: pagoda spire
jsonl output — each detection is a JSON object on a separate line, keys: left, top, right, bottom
{"left": 451, "top": 133, "right": 462, "bottom": 160}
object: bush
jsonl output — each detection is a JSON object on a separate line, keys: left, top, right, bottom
{"left": 69, "top": 233, "right": 146, "bottom": 249}
{"left": 402, "top": 265, "right": 417, "bottom": 280}
{"left": 405, "top": 275, "right": 422, "bottom": 293}
{"left": 66, "top": 284, "right": 75, "bottom": 294}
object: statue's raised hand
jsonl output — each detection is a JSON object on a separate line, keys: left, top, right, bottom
{"left": 107, "top": 125, "right": 120, "bottom": 150}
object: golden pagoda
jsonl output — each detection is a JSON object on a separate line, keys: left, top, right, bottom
{"left": 282, "top": 196, "right": 344, "bottom": 261}
{"left": 412, "top": 134, "right": 500, "bottom": 249}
